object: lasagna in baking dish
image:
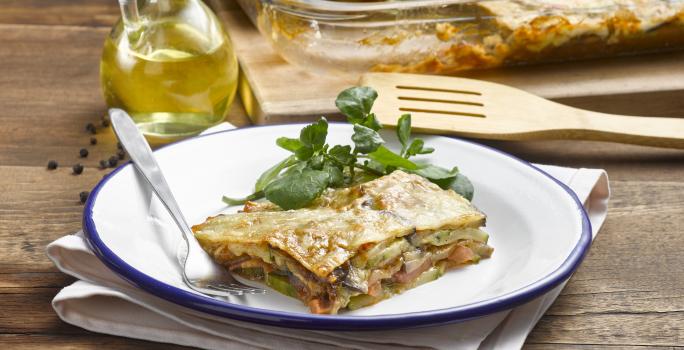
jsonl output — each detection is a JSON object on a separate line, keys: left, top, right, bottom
{"left": 373, "top": 0, "right": 684, "bottom": 73}
{"left": 246, "top": 0, "right": 684, "bottom": 74}
{"left": 192, "top": 170, "right": 492, "bottom": 314}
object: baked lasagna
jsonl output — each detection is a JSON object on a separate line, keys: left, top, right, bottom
{"left": 247, "top": 0, "right": 684, "bottom": 74}
{"left": 192, "top": 170, "right": 492, "bottom": 314}
{"left": 372, "top": 0, "right": 684, "bottom": 73}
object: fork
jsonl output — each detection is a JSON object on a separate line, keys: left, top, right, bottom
{"left": 361, "top": 72, "right": 684, "bottom": 149}
{"left": 109, "top": 109, "right": 265, "bottom": 297}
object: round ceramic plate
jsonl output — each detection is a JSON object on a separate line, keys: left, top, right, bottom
{"left": 84, "top": 123, "right": 591, "bottom": 330}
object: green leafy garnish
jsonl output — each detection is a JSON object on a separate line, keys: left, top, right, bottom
{"left": 223, "top": 86, "right": 475, "bottom": 209}
{"left": 407, "top": 139, "right": 434, "bottom": 157}
{"left": 255, "top": 155, "right": 298, "bottom": 192}
{"left": 368, "top": 146, "right": 418, "bottom": 170}
{"left": 295, "top": 146, "right": 314, "bottom": 161}
{"left": 336, "top": 87, "right": 377, "bottom": 125}
{"left": 276, "top": 137, "right": 303, "bottom": 152}
{"left": 322, "top": 162, "right": 344, "bottom": 187}
{"left": 411, "top": 164, "right": 458, "bottom": 185}
{"left": 299, "top": 118, "right": 328, "bottom": 150}
{"left": 336, "top": 87, "right": 382, "bottom": 131}
{"left": 397, "top": 113, "right": 434, "bottom": 158}
{"left": 396, "top": 114, "right": 411, "bottom": 152}
{"left": 263, "top": 169, "right": 330, "bottom": 210}
{"left": 222, "top": 191, "right": 264, "bottom": 206}
{"left": 450, "top": 173, "right": 474, "bottom": 201}
{"left": 352, "top": 124, "right": 383, "bottom": 154}
{"left": 328, "top": 145, "right": 354, "bottom": 166}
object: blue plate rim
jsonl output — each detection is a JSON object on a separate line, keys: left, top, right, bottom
{"left": 82, "top": 123, "right": 592, "bottom": 331}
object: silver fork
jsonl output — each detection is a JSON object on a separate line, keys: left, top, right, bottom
{"left": 109, "top": 108, "right": 265, "bottom": 297}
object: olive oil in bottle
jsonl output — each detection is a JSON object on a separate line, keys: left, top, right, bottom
{"left": 101, "top": 0, "right": 238, "bottom": 141}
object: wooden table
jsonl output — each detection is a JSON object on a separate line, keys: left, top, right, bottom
{"left": 1, "top": 1, "right": 682, "bottom": 349}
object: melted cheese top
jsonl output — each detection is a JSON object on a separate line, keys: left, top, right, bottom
{"left": 193, "top": 171, "right": 485, "bottom": 278}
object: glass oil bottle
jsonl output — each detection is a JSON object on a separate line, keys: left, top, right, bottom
{"left": 101, "top": 0, "right": 239, "bottom": 141}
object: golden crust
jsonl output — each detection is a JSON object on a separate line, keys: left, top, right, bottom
{"left": 192, "top": 171, "right": 485, "bottom": 278}
{"left": 194, "top": 208, "right": 412, "bottom": 277}
{"left": 311, "top": 170, "right": 485, "bottom": 230}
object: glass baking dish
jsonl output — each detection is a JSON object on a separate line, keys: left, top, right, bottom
{"left": 236, "top": 0, "right": 684, "bottom": 74}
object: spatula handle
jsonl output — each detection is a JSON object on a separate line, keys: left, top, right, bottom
{"left": 577, "top": 111, "right": 684, "bottom": 149}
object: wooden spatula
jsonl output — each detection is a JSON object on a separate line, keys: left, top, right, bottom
{"left": 360, "top": 72, "right": 684, "bottom": 149}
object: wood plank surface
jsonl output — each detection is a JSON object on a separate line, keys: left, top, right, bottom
{"left": 0, "top": 0, "right": 118, "bottom": 27}
{"left": 209, "top": 0, "right": 684, "bottom": 124}
{"left": 0, "top": 334, "right": 186, "bottom": 350}
{"left": 0, "top": 0, "right": 682, "bottom": 349}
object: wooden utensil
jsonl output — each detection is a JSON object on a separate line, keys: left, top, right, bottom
{"left": 361, "top": 72, "right": 684, "bottom": 149}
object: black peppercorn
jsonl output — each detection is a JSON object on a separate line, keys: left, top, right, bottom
{"left": 99, "top": 160, "right": 108, "bottom": 169}
{"left": 86, "top": 123, "right": 96, "bottom": 134}
{"left": 72, "top": 163, "right": 84, "bottom": 175}
{"left": 116, "top": 142, "right": 123, "bottom": 150}
{"left": 117, "top": 149, "right": 125, "bottom": 160}
{"left": 90, "top": 137, "right": 97, "bottom": 145}
{"left": 47, "top": 160, "right": 58, "bottom": 170}
{"left": 101, "top": 119, "right": 110, "bottom": 127}
{"left": 79, "top": 191, "right": 89, "bottom": 204}
{"left": 108, "top": 156, "right": 118, "bottom": 167}
{"left": 79, "top": 148, "right": 89, "bottom": 158}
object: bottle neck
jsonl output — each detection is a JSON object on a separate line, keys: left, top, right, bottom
{"left": 119, "top": 0, "right": 200, "bottom": 25}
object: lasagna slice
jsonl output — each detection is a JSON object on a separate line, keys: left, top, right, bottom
{"left": 192, "top": 171, "right": 492, "bottom": 314}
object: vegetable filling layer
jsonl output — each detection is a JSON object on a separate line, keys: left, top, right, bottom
{"left": 224, "top": 227, "right": 492, "bottom": 314}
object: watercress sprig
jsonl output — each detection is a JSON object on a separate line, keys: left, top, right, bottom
{"left": 223, "top": 86, "right": 474, "bottom": 210}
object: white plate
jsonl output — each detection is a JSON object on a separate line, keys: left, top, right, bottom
{"left": 84, "top": 124, "right": 591, "bottom": 330}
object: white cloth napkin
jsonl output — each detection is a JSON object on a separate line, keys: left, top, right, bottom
{"left": 47, "top": 123, "right": 610, "bottom": 350}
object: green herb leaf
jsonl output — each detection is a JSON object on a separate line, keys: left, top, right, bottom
{"left": 418, "top": 146, "right": 435, "bottom": 154}
{"left": 309, "top": 154, "right": 325, "bottom": 170}
{"left": 405, "top": 139, "right": 424, "bottom": 157}
{"left": 405, "top": 139, "right": 434, "bottom": 157}
{"left": 364, "top": 113, "right": 382, "bottom": 131}
{"left": 335, "top": 87, "right": 378, "bottom": 123}
{"left": 451, "top": 173, "right": 474, "bottom": 200}
{"left": 222, "top": 191, "right": 264, "bottom": 206}
{"left": 411, "top": 164, "right": 459, "bottom": 179}
{"left": 410, "top": 164, "right": 459, "bottom": 189}
{"left": 323, "top": 163, "right": 344, "bottom": 187}
{"left": 295, "top": 146, "right": 314, "bottom": 161}
{"left": 299, "top": 118, "right": 328, "bottom": 150}
{"left": 352, "top": 124, "right": 384, "bottom": 154}
{"left": 328, "top": 145, "right": 354, "bottom": 165}
{"left": 363, "top": 159, "right": 387, "bottom": 174}
{"left": 283, "top": 161, "right": 308, "bottom": 176}
{"left": 255, "top": 155, "right": 298, "bottom": 192}
{"left": 397, "top": 114, "right": 411, "bottom": 149}
{"left": 276, "top": 137, "right": 304, "bottom": 152}
{"left": 264, "top": 169, "right": 330, "bottom": 210}
{"left": 368, "top": 145, "right": 418, "bottom": 170}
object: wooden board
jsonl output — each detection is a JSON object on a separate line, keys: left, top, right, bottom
{"left": 209, "top": 0, "right": 684, "bottom": 124}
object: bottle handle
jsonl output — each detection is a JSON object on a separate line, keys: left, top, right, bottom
{"left": 118, "top": 0, "right": 141, "bottom": 33}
